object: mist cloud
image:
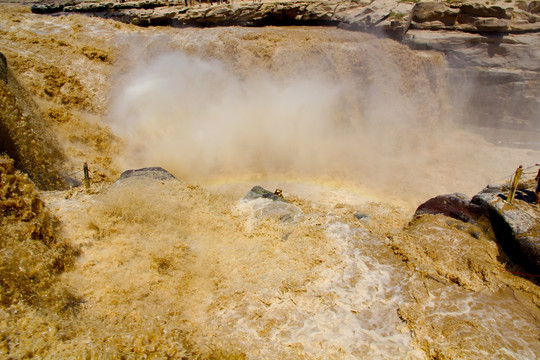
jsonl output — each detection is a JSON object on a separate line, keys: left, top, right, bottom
{"left": 109, "top": 42, "right": 539, "bottom": 203}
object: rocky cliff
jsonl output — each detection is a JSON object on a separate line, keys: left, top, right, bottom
{"left": 31, "top": 0, "right": 540, "bottom": 137}
{"left": 31, "top": 0, "right": 540, "bottom": 36}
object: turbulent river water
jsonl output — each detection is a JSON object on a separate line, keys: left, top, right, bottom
{"left": 1, "top": 3, "right": 540, "bottom": 359}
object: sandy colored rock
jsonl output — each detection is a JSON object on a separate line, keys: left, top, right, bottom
{"left": 412, "top": 2, "right": 459, "bottom": 24}
{"left": 457, "top": 13, "right": 510, "bottom": 31}
{"left": 460, "top": 2, "right": 514, "bottom": 19}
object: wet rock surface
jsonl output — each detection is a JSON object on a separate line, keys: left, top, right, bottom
{"left": 414, "top": 192, "right": 483, "bottom": 223}
{"left": 418, "top": 182, "right": 540, "bottom": 274}
{"left": 118, "top": 167, "right": 177, "bottom": 181}
{"left": 242, "top": 185, "right": 303, "bottom": 222}
{"left": 244, "top": 185, "right": 288, "bottom": 202}
{"left": 472, "top": 188, "right": 540, "bottom": 273}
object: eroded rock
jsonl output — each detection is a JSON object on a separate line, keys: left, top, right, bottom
{"left": 242, "top": 186, "right": 302, "bottom": 222}
{"left": 414, "top": 193, "right": 482, "bottom": 223}
{"left": 244, "top": 185, "right": 288, "bottom": 202}
{"left": 414, "top": 181, "right": 540, "bottom": 275}
{"left": 412, "top": 2, "right": 459, "bottom": 24}
{"left": 457, "top": 14, "right": 510, "bottom": 32}
{"left": 460, "top": 3, "right": 513, "bottom": 20}
{"left": 29, "top": 0, "right": 540, "bottom": 38}
{"left": 472, "top": 191, "right": 540, "bottom": 273}
{"left": 118, "top": 167, "right": 177, "bottom": 181}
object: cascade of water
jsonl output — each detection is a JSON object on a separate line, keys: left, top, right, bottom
{"left": 1, "top": 6, "right": 539, "bottom": 359}
{"left": 0, "top": 68, "right": 65, "bottom": 190}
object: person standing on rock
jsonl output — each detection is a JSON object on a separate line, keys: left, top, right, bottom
{"left": 535, "top": 166, "right": 540, "bottom": 205}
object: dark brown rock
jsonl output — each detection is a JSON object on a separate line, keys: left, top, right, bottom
{"left": 414, "top": 193, "right": 482, "bottom": 223}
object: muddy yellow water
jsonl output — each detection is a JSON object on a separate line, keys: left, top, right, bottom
{"left": 1, "top": 4, "right": 540, "bottom": 359}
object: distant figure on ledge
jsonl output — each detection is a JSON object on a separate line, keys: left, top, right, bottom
{"left": 535, "top": 166, "right": 540, "bottom": 205}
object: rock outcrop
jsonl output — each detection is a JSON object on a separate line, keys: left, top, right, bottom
{"left": 242, "top": 185, "right": 302, "bottom": 222}
{"left": 414, "top": 193, "right": 482, "bottom": 223}
{"left": 403, "top": 1, "right": 540, "bottom": 133}
{"left": 31, "top": 0, "right": 540, "bottom": 36}
{"left": 472, "top": 188, "right": 540, "bottom": 274}
{"left": 416, "top": 183, "right": 540, "bottom": 274}
{"left": 244, "top": 185, "right": 288, "bottom": 203}
{"left": 118, "top": 167, "right": 177, "bottom": 181}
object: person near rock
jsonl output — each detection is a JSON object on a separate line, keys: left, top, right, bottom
{"left": 534, "top": 164, "right": 540, "bottom": 205}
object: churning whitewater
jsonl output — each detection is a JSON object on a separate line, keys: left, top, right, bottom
{"left": 1, "top": 4, "right": 540, "bottom": 359}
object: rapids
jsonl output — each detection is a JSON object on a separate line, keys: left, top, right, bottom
{"left": 1, "top": 4, "right": 540, "bottom": 359}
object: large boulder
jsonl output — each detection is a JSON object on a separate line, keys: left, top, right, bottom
{"left": 241, "top": 186, "right": 302, "bottom": 222}
{"left": 414, "top": 183, "right": 540, "bottom": 274}
{"left": 118, "top": 167, "right": 177, "bottom": 181}
{"left": 414, "top": 193, "right": 482, "bottom": 223}
{"left": 244, "top": 185, "right": 288, "bottom": 203}
{"left": 471, "top": 190, "right": 540, "bottom": 273}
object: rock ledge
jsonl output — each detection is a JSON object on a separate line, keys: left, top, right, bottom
{"left": 31, "top": 0, "right": 540, "bottom": 38}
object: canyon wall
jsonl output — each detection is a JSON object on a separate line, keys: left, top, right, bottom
{"left": 32, "top": 0, "right": 540, "bottom": 140}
